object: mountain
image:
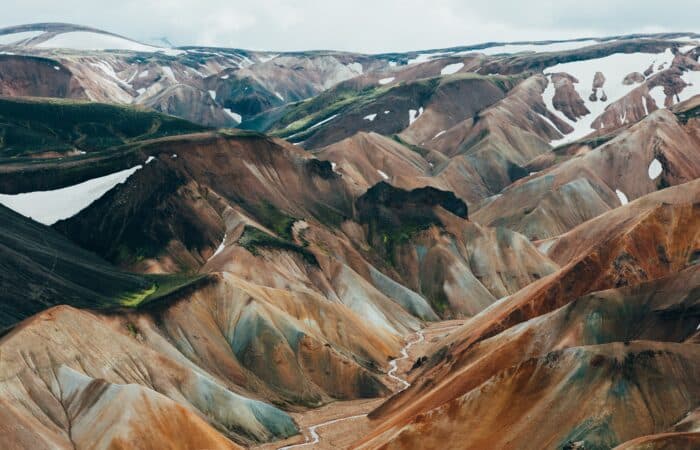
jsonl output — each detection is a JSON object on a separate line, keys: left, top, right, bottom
{"left": 0, "top": 23, "right": 699, "bottom": 449}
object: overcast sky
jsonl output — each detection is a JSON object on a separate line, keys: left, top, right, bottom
{"left": 2, "top": 0, "right": 698, "bottom": 53}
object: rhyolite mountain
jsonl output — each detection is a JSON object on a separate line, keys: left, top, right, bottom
{"left": 0, "top": 23, "right": 699, "bottom": 449}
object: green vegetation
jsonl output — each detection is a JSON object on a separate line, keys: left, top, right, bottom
{"left": 676, "top": 104, "right": 700, "bottom": 124}
{"left": 269, "top": 72, "right": 523, "bottom": 143}
{"left": 133, "top": 273, "right": 208, "bottom": 308}
{"left": 251, "top": 201, "right": 297, "bottom": 240}
{"left": 0, "top": 97, "right": 207, "bottom": 158}
{"left": 271, "top": 83, "right": 394, "bottom": 140}
{"left": 109, "top": 274, "right": 206, "bottom": 309}
{"left": 238, "top": 225, "right": 318, "bottom": 266}
{"left": 391, "top": 135, "right": 431, "bottom": 157}
{"left": 118, "top": 284, "right": 158, "bottom": 307}
{"left": 125, "top": 322, "right": 139, "bottom": 338}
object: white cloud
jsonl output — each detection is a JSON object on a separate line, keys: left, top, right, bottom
{"left": 0, "top": 0, "right": 697, "bottom": 53}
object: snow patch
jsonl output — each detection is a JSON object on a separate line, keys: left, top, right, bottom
{"left": 408, "top": 107, "right": 423, "bottom": 125}
{"left": 408, "top": 52, "right": 450, "bottom": 65}
{"left": 208, "top": 90, "right": 217, "bottom": 100}
{"left": 441, "top": 62, "right": 464, "bottom": 75}
{"left": 209, "top": 233, "right": 227, "bottom": 260}
{"left": 145, "top": 156, "right": 156, "bottom": 164}
{"left": 161, "top": 66, "right": 176, "bottom": 82}
{"left": 138, "top": 70, "right": 149, "bottom": 78}
{"left": 377, "top": 170, "right": 389, "bottom": 180}
{"left": 288, "top": 114, "right": 339, "bottom": 139}
{"left": 379, "top": 77, "right": 395, "bottom": 85}
{"left": 649, "top": 86, "right": 667, "bottom": 109}
{"left": 433, "top": 130, "right": 446, "bottom": 139}
{"left": 363, "top": 113, "right": 377, "bottom": 122}
{"left": 464, "top": 39, "right": 599, "bottom": 56}
{"left": 615, "top": 189, "right": 629, "bottom": 205}
{"left": 220, "top": 74, "right": 229, "bottom": 79}
{"left": 36, "top": 31, "right": 184, "bottom": 55}
{"left": 53, "top": 65, "right": 60, "bottom": 71}
{"left": 679, "top": 69, "right": 700, "bottom": 102}
{"left": 258, "top": 53, "right": 278, "bottom": 63}
{"left": 542, "top": 49, "right": 676, "bottom": 145}
{"left": 347, "top": 62, "right": 363, "bottom": 74}
{"left": 223, "top": 108, "right": 242, "bottom": 123}
{"left": 275, "top": 91, "right": 284, "bottom": 101}
{"left": 0, "top": 166, "right": 142, "bottom": 225}
{"left": 648, "top": 158, "right": 662, "bottom": 180}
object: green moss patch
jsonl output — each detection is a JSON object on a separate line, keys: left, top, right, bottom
{"left": 238, "top": 225, "right": 318, "bottom": 266}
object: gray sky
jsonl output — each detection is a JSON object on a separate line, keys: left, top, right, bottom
{"left": 2, "top": 0, "right": 698, "bottom": 53}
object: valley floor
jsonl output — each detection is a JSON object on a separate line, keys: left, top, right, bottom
{"left": 255, "top": 320, "right": 467, "bottom": 450}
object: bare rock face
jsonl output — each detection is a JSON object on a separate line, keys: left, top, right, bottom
{"left": 623, "top": 71, "right": 646, "bottom": 85}
{"left": 644, "top": 63, "right": 655, "bottom": 77}
{"left": 552, "top": 73, "right": 590, "bottom": 120}
{"left": 0, "top": 55, "right": 85, "bottom": 98}
{"left": 593, "top": 71, "right": 606, "bottom": 88}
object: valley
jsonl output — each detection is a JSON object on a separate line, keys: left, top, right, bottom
{"left": 0, "top": 22, "right": 698, "bottom": 450}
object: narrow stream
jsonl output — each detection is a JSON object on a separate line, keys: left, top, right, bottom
{"left": 278, "top": 330, "right": 425, "bottom": 449}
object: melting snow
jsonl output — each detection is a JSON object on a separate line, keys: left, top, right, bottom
{"left": 542, "top": 49, "right": 676, "bottom": 145}
{"left": 36, "top": 31, "right": 184, "bottom": 55}
{"left": 0, "top": 166, "right": 142, "bottom": 225}
{"left": 363, "top": 113, "right": 377, "bottom": 122}
{"left": 209, "top": 233, "right": 227, "bottom": 260}
{"left": 379, "top": 77, "right": 395, "bottom": 85}
{"left": 648, "top": 158, "right": 662, "bottom": 180}
{"left": 615, "top": 189, "right": 629, "bottom": 205}
{"left": 288, "top": 114, "right": 339, "bottom": 138}
{"left": 275, "top": 91, "right": 284, "bottom": 101}
{"left": 223, "top": 108, "right": 242, "bottom": 123}
{"left": 408, "top": 52, "right": 450, "bottom": 65}
{"left": 161, "top": 66, "right": 176, "bottom": 82}
{"left": 377, "top": 170, "right": 389, "bottom": 180}
{"left": 145, "top": 156, "right": 156, "bottom": 164}
{"left": 208, "top": 90, "right": 217, "bottom": 100}
{"left": 649, "top": 85, "right": 667, "bottom": 109}
{"left": 347, "top": 62, "right": 363, "bottom": 74}
{"left": 258, "top": 53, "right": 278, "bottom": 63}
{"left": 679, "top": 70, "right": 700, "bottom": 102}
{"left": 441, "top": 62, "right": 464, "bottom": 75}
{"left": 408, "top": 107, "right": 424, "bottom": 125}
{"left": 470, "top": 39, "right": 600, "bottom": 56}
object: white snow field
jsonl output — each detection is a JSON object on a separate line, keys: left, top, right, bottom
{"left": 36, "top": 31, "right": 183, "bottom": 55}
{"left": 542, "top": 49, "right": 676, "bottom": 145}
{"left": 0, "top": 166, "right": 143, "bottom": 225}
